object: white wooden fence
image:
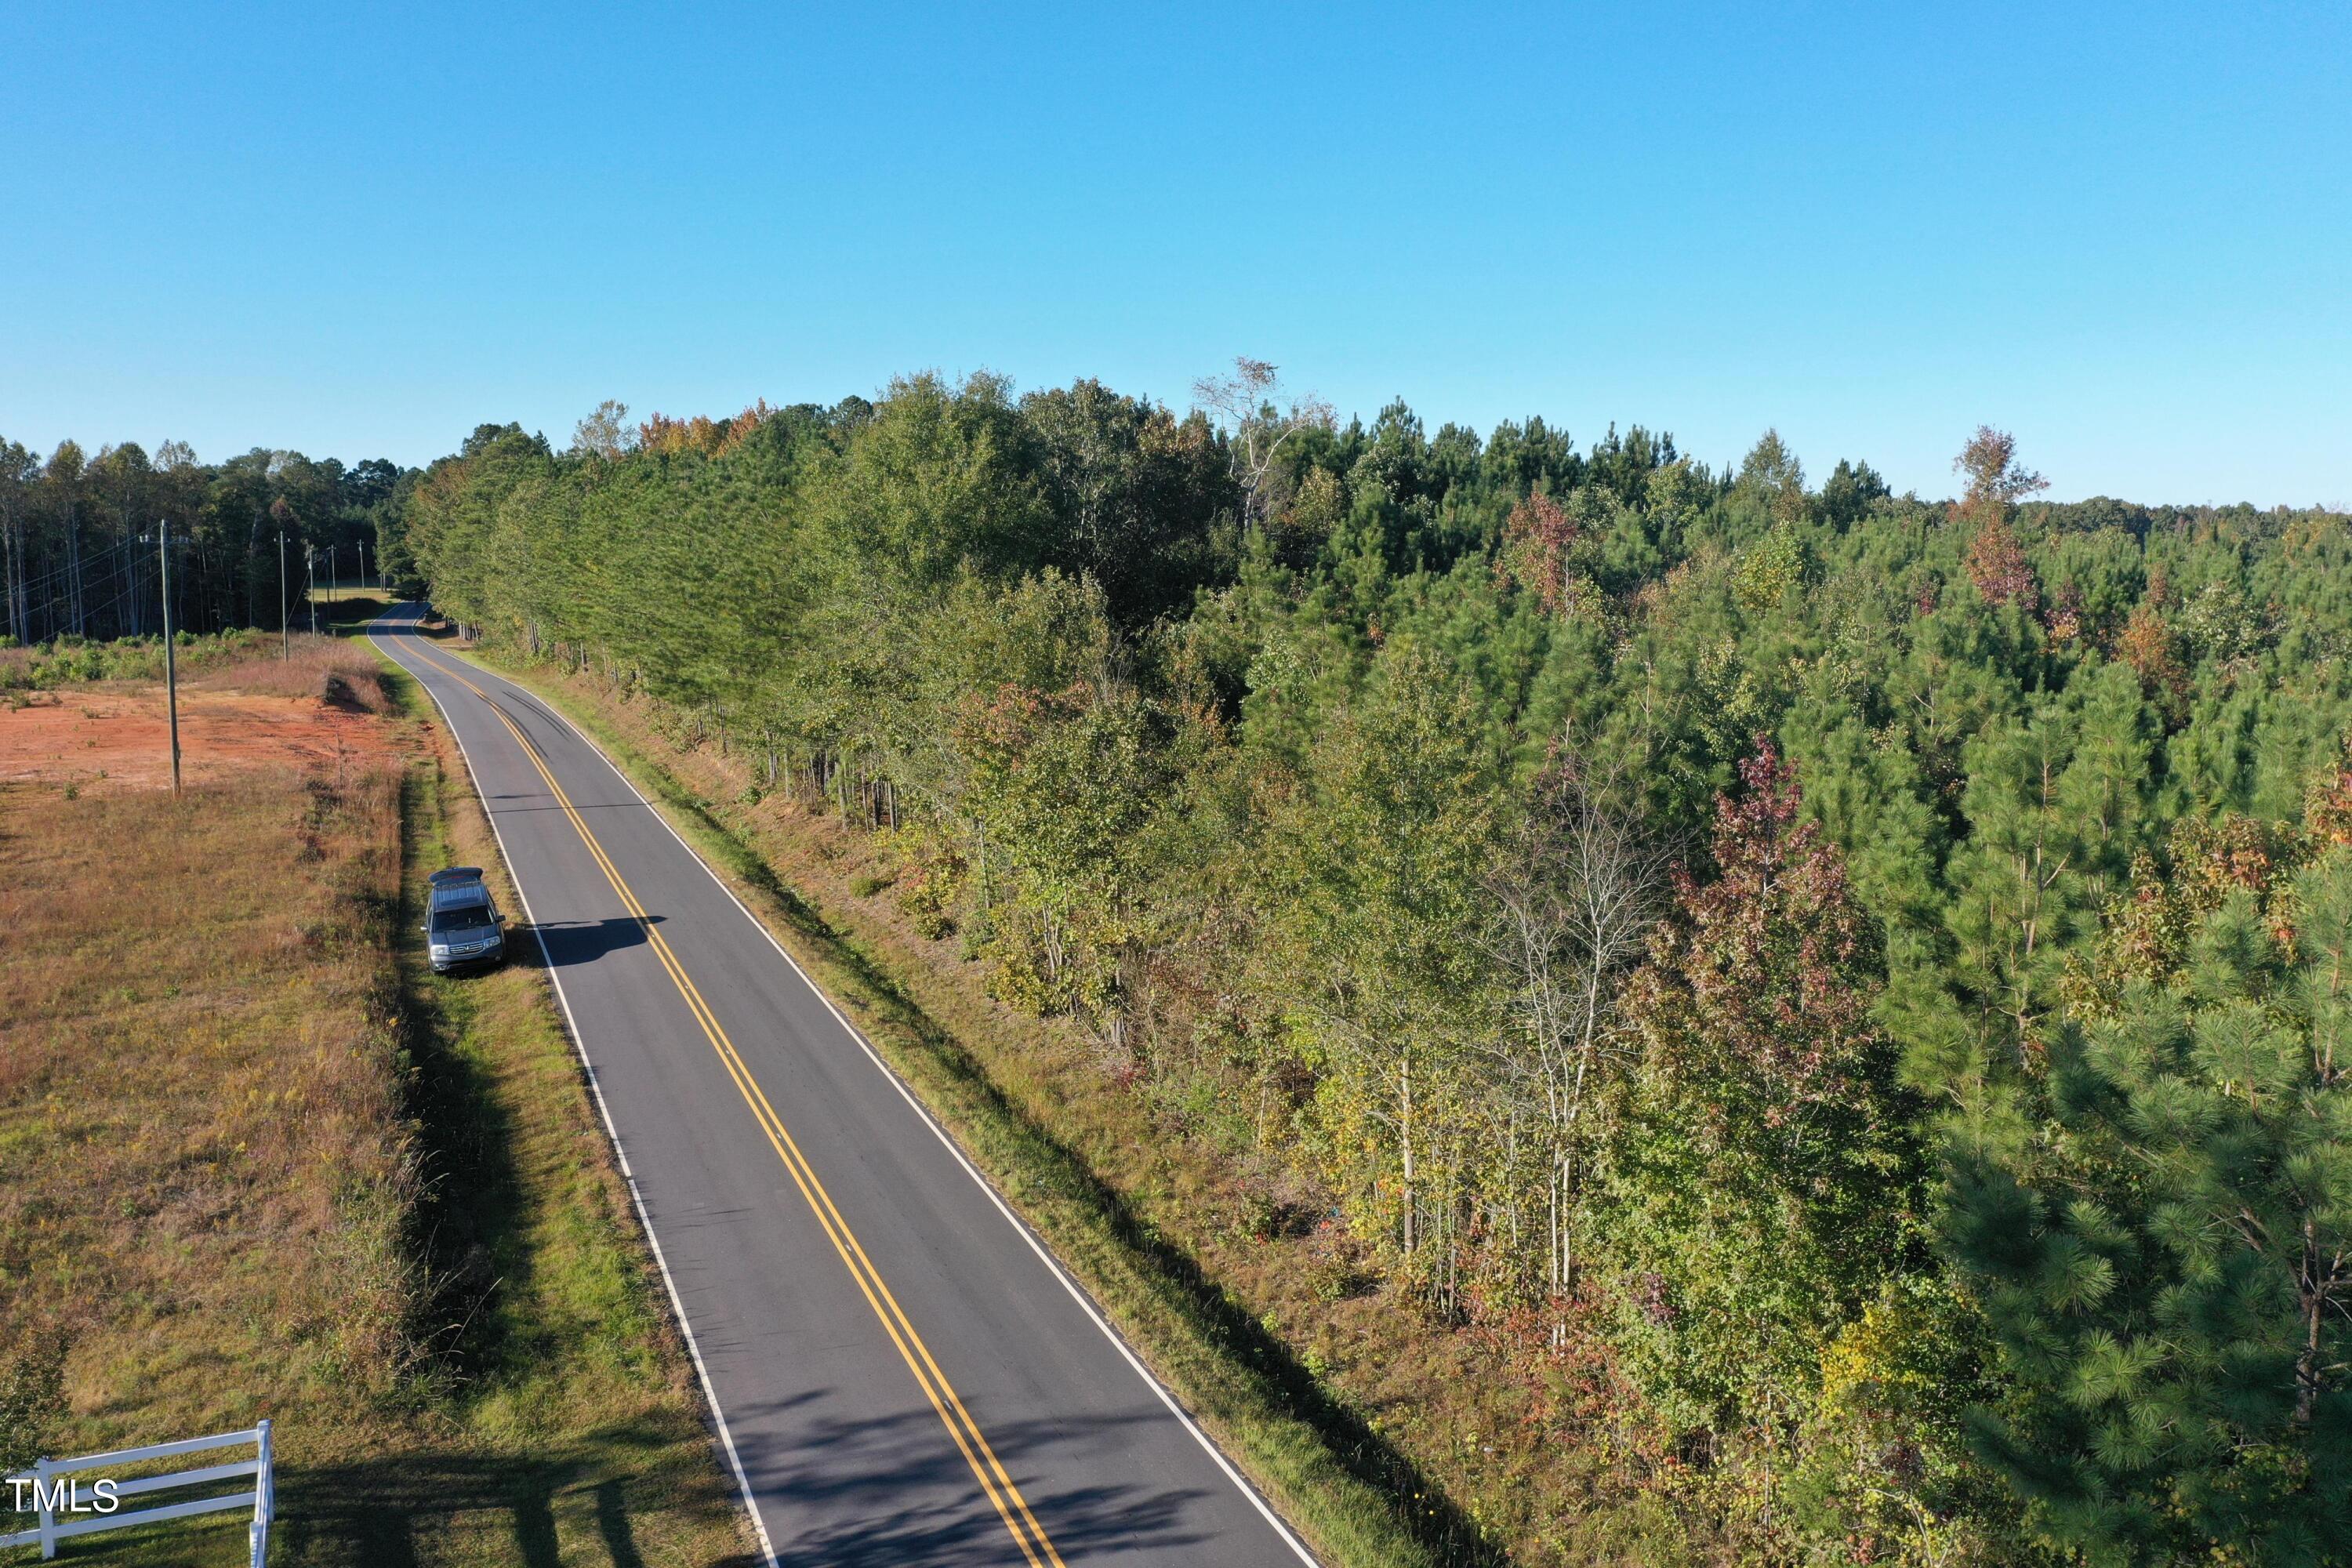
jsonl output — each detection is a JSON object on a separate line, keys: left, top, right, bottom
{"left": 3, "top": 1421, "right": 272, "bottom": 1564}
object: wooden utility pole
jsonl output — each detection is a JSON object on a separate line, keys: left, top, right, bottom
{"left": 278, "top": 530, "right": 289, "bottom": 658}
{"left": 159, "top": 520, "right": 181, "bottom": 793}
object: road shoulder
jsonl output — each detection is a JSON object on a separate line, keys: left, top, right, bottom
{"left": 457, "top": 640, "right": 1509, "bottom": 1568}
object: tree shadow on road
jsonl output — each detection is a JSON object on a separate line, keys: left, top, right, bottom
{"left": 725, "top": 1393, "right": 1215, "bottom": 1567}
{"left": 637, "top": 772, "right": 1509, "bottom": 1568}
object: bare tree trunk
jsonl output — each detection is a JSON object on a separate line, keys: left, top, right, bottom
{"left": 65, "top": 501, "right": 84, "bottom": 636}
{"left": 2, "top": 513, "right": 21, "bottom": 644}
{"left": 1400, "top": 1051, "right": 1416, "bottom": 1261}
{"left": 1481, "top": 741, "right": 1665, "bottom": 1310}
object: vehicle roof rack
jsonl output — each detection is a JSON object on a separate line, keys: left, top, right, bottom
{"left": 428, "top": 866, "right": 495, "bottom": 912}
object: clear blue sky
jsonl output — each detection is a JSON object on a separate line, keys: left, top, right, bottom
{"left": 4, "top": 2, "right": 2346, "bottom": 505}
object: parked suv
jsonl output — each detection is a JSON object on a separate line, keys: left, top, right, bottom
{"left": 424, "top": 866, "right": 507, "bottom": 972}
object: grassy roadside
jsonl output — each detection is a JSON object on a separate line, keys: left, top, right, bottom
{"left": 322, "top": 596, "right": 392, "bottom": 634}
{"left": 452, "top": 639, "right": 1521, "bottom": 1568}
{"left": 351, "top": 637, "right": 754, "bottom": 1567}
{"left": 0, "top": 637, "right": 749, "bottom": 1566}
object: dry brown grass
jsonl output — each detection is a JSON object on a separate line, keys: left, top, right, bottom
{"left": 187, "top": 633, "right": 395, "bottom": 712}
{"left": 0, "top": 771, "right": 419, "bottom": 1467}
{"left": 0, "top": 648, "right": 751, "bottom": 1566}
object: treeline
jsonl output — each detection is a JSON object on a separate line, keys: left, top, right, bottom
{"left": 0, "top": 436, "right": 409, "bottom": 645}
{"left": 400, "top": 372, "right": 2351, "bottom": 1565}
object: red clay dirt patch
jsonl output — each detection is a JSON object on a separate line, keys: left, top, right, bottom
{"left": 0, "top": 683, "right": 399, "bottom": 791}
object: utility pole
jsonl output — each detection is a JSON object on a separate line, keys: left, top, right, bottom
{"left": 278, "top": 530, "right": 289, "bottom": 658}
{"left": 159, "top": 520, "right": 181, "bottom": 794}
{"left": 307, "top": 548, "right": 319, "bottom": 635}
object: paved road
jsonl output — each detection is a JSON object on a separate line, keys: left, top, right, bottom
{"left": 370, "top": 606, "right": 1312, "bottom": 1568}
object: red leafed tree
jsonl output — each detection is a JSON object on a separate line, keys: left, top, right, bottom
{"left": 2117, "top": 599, "right": 2190, "bottom": 720}
{"left": 1953, "top": 426, "right": 2047, "bottom": 612}
{"left": 1602, "top": 739, "right": 1923, "bottom": 1437}
{"left": 1499, "top": 491, "right": 1579, "bottom": 615}
{"left": 2307, "top": 739, "right": 2352, "bottom": 849}
{"left": 1643, "top": 742, "right": 1892, "bottom": 1123}
{"left": 1965, "top": 514, "right": 2038, "bottom": 610}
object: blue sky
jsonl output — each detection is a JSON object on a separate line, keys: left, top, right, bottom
{"left": 4, "top": 2, "right": 2346, "bottom": 504}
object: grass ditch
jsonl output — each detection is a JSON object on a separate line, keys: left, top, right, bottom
{"left": 354, "top": 642, "right": 754, "bottom": 1567}
{"left": 0, "top": 641, "right": 749, "bottom": 1566}
{"left": 453, "top": 634, "right": 1523, "bottom": 1568}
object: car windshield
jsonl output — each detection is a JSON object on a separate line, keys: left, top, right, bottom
{"left": 434, "top": 904, "right": 495, "bottom": 934}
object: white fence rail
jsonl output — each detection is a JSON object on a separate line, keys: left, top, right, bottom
{"left": 3, "top": 1421, "right": 272, "bottom": 1564}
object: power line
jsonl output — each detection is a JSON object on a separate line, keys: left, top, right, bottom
{"left": 6, "top": 533, "right": 139, "bottom": 604}
{"left": 14, "top": 539, "right": 144, "bottom": 641}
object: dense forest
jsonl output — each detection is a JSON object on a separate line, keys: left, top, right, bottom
{"left": 0, "top": 436, "right": 405, "bottom": 644}
{"left": 397, "top": 370, "right": 2349, "bottom": 1565}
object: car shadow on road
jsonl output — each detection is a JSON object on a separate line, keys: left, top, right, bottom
{"left": 517, "top": 915, "right": 665, "bottom": 969}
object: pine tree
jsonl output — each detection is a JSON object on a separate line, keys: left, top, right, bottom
{"left": 1947, "top": 852, "right": 2352, "bottom": 1564}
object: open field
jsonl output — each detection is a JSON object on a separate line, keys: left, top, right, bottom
{"left": 0, "top": 641, "right": 747, "bottom": 1566}
{"left": 0, "top": 637, "right": 401, "bottom": 791}
{"left": 310, "top": 582, "right": 387, "bottom": 607}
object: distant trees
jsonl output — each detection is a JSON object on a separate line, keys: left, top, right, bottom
{"left": 395, "top": 376, "right": 2352, "bottom": 1566}
{"left": 0, "top": 434, "right": 410, "bottom": 644}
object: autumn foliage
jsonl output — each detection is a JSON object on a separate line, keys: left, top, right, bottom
{"left": 1498, "top": 489, "right": 1580, "bottom": 614}
{"left": 1954, "top": 423, "right": 2048, "bottom": 611}
{"left": 1603, "top": 743, "right": 1923, "bottom": 1460}
{"left": 394, "top": 386, "right": 2352, "bottom": 1564}
{"left": 1639, "top": 744, "right": 1891, "bottom": 1129}
{"left": 2117, "top": 598, "right": 2191, "bottom": 717}
{"left": 637, "top": 399, "right": 775, "bottom": 458}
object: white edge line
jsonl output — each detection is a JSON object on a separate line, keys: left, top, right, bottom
{"left": 437, "top": 632, "right": 1323, "bottom": 1566}
{"left": 369, "top": 610, "right": 781, "bottom": 1568}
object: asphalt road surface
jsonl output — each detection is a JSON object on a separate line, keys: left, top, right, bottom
{"left": 370, "top": 606, "right": 1314, "bottom": 1568}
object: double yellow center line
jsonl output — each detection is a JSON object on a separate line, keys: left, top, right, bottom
{"left": 396, "top": 632, "right": 1069, "bottom": 1568}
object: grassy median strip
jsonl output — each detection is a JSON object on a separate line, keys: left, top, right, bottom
{"left": 464, "top": 644, "right": 1505, "bottom": 1568}
{"left": 0, "top": 643, "right": 749, "bottom": 1567}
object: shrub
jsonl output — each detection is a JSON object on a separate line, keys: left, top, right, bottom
{"left": 0, "top": 1323, "right": 67, "bottom": 1472}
